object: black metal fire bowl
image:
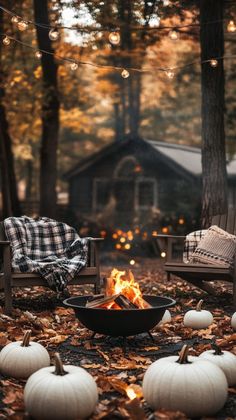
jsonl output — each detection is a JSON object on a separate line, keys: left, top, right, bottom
{"left": 63, "top": 295, "right": 176, "bottom": 337}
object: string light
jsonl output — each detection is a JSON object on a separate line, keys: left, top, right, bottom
{"left": 49, "top": 28, "right": 60, "bottom": 41}
{"left": 17, "top": 20, "right": 28, "bottom": 31}
{"left": 163, "top": 0, "right": 170, "bottom": 5}
{"left": 35, "top": 50, "right": 42, "bottom": 59}
{"left": 70, "top": 62, "right": 78, "bottom": 71}
{"left": 2, "top": 36, "right": 10, "bottom": 45}
{"left": 210, "top": 59, "right": 218, "bottom": 67}
{"left": 227, "top": 20, "right": 236, "bottom": 33}
{"left": 121, "top": 69, "right": 130, "bottom": 78}
{"left": 168, "top": 30, "right": 179, "bottom": 41}
{"left": 108, "top": 31, "right": 120, "bottom": 45}
{"left": 166, "top": 68, "right": 175, "bottom": 79}
{"left": 11, "top": 15, "right": 19, "bottom": 24}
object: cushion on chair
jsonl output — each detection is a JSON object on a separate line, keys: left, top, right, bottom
{"left": 189, "top": 225, "right": 236, "bottom": 268}
{"left": 183, "top": 229, "right": 207, "bottom": 263}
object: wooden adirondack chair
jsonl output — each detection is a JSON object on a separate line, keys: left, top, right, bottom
{"left": 0, "top": 221, "right": 103, "bottom": 314}
{"left": 157, "top": 211, "right": 236, "bottom": 309}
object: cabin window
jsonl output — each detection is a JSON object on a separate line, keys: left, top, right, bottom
{"left": 93, "top": 178, "right": 111, "bottom": 212}
{"left": 135, "top": 178, "right": 157, "bottom": 209}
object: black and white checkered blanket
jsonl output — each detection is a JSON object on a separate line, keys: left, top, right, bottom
{"left": 4, "top": 216, "right": 89, "bottom": 291}
{"left": 183, "top": 229, "right": 207, "bottom": 263}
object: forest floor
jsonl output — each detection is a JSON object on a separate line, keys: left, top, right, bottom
{"left": 0, "top": 256, "right": 236, "bottom": 419}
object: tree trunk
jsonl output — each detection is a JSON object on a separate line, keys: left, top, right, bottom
{"left": 200, "top": 0, "right": 228, "bottom": 227}
{"left": 33, "top": 0, "right": 59, "bottom": 218}
{"left": 0, "top": 8, "right": 21, "bottom": 218}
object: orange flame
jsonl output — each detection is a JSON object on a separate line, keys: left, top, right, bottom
{"left": 106, "top": 268, "right": 148, "bottom": 309}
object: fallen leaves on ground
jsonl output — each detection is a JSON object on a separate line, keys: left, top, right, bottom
{"left": 0, "top": 258, "right": 236, "bottom": 419}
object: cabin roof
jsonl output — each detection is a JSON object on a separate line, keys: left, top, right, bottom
{"left": 64, "top": 137, "right": 236, "bottom": 180}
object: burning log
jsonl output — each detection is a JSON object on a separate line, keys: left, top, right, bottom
{"left": 87, "top": 294, "right": 104, "bottom": 302}
{"left": 103, "top": 277, "right": 115, "bottom": 296}
{"left": 86, "top": 294, "right": 121, "bottom": 309}
{"left": 114, "top": 294, "right": 138, "bottom": 309}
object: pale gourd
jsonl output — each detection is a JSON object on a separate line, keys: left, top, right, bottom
{"left": 142, "top": 344, "right": 228, "bottom": 418}
{"left": 158, "top": 310, "right": 171, "bottom": 326}
{"left": 183, "top": 299, "right": 213, "bottom": 329}
{"left": 231, "top": 312, "right": 236, "bottom": 331}
{"left": 24, "top": 353, "right": 98, "bottom": 420}
{"left": 199, "top": 344, "right": 236, "bottom": 386}
{"left": 0, "top": 330, "right": 50, "bottom": 379}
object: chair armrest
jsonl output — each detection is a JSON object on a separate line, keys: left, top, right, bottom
{"left": 0, "top": 241, "right": 10, "bottom": 246}
{"left": 87, "top": 238, "right": 103, "bottom": 266}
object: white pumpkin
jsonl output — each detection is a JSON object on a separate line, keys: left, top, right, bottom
{"left": 24, "top": 353, "right": 98, "bottom": 420}
{"left": 158, "top": 310, "right": 171, "bottom": 326}
{"left": 199, "top": 344, "right": 236, "bottom": 386}
{"left": 231, "top": 312, "right": 236, "bottom": 331}
{"left": 0, "top": 330, "right": 50, "bottom": 379}
{"left": 183, "top": 299, "right": 213, "bottom": 329}
{"left": 142, "top": 344, "right": 228, "bottom": 418}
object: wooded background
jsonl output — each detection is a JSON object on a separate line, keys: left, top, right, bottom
{"left": 0, "top": 0, "right": 236, "bottom": 228}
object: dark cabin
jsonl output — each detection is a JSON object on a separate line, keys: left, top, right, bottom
{"left": 64, "top": 137, "right": 208, "bottom": 229}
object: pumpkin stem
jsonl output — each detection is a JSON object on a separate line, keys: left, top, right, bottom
{"left": 211, "top": 343, "right": 223, "bottom": 355}
{"left": 176, "top": 344, "right": 191, "bottom": 364}
{"left": 54, "top": 353, "right": 68, "bottom": 376}
{"left": 196, "top": 299, "right": 203, "bottom": 311}
{"left": 21, "top": 330, "right": 31, "bottom": 347}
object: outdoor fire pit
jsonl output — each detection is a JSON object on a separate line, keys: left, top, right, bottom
{"left": 63, "top": 294, "right": 176, "bottom": 337}
{"left": 64, "top": 268, "right": 176, "bottom": 337}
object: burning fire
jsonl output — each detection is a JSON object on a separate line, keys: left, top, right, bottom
{"left": 105, "top": 268, "right": 149, "bottom": 309}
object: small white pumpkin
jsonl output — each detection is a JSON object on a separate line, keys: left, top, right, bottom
{"left": 231, "top": 312, "right": 236, "bottom": 331}
{"left": 199, "top": 343, "right": 236, "bottom": 386}
{"left": 142, "top": 344, "right": 228, "bottom": 418}
{"left": 0, "top": 330, "right": 50, "bottom": 379}
{"left": 24, "top": 353, "right": 98, "bottom": 420}
{"left": 158, "top": 310, "right": 171, "bottom": 326}
{"left": 183, "top": 299, "right": 213, "bottom": 329}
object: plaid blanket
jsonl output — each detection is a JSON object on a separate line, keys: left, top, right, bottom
{"left": 183, "top": 229, "right": 207, "bottom": 263}
{"left": 4, "top": 216, "right": 89, "bottom": 292}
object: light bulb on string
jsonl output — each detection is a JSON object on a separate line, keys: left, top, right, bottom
{"left": 163, "top": 0, "right": 170, "bottom": 6}
{"left": 168, "top": 30, "right": 179, "bottom": 41}
{"left": 121, "top": 69, "right": 130, "bottom": 78}
{"left": 108, "top": 31, "right": 120, "bottom": 45}
{"left": 3, "top": 36, "right": 11, "bottom": 46}
{"left": 11, "top": 15, "right": 20, "bottom": 24}
{"left": 210, "top": 59, "right": 218, "bottom": 67}
{"left": 227, "top": 20, "right": 236, "bottom": 33}
{"left": 17, "top": 20, "right": 28, "bottom": 31}
{"left": 35, "top": 50, "right": 42, "bottom": 59}
{"left": 70, "top": 62, "right": 78, "bottom": 71}
{"left": 166, "top": 68, "right": 175, "bottom": 79}
{"left": 49, "top": 28, "right": 60, "bottom": 41}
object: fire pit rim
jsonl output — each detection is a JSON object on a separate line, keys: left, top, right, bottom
{"left": 63, "top": 294, "right": 176, "bottom": 311}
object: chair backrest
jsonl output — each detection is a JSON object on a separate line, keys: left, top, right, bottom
{"left": 0, "top": 222, "right": 5, "bottom": 240}
{"left": 211, "top": 209, "right": 236, "bottom": 235}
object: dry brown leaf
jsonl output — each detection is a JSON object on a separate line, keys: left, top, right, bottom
{"left": 48, "top": 335, "right": 68, "bottom": 344}
{"left": 96, "top": 349, "right": 110, "bottom": 362}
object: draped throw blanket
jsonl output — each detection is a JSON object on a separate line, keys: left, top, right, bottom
{"left": 4, "top": 216, "right": 89, "bottom": 291}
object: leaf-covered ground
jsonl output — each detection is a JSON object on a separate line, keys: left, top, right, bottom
{"left": 0, "top": 258, "right": 236, "bottom": 420}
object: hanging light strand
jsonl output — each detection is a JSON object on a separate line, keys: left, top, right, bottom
{"left": 0, "top": 32, "right": 233, "bottom": 78}
{"left": 0, "top": 5, "right": 235, "bottom": 33}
